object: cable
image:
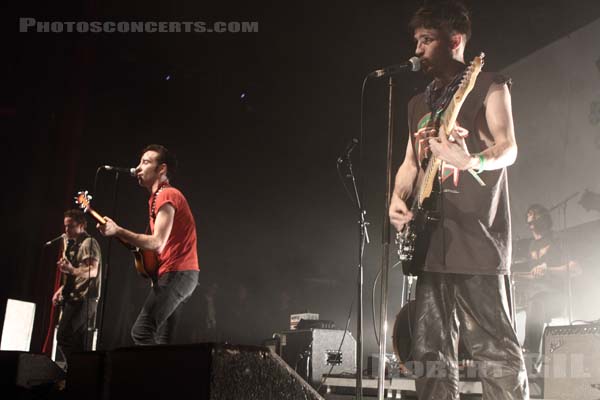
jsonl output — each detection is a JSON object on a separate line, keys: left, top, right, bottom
{"left": 370, "top": 260, "right": 403, "bottom": 346}
{"left": 336, "top": 159, "right": 358, "bottom": 207}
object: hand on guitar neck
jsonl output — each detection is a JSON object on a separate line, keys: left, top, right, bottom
{"left": 96, "top": 216, "right": 122, "bottom": 238}
{"left": 75, "top": 191, "right": 160, "bottom": 281}
{"left": 425, "top": 124, "right": 475, "bottom": 170}
{"left": 57, "top": 257, "right": 77, "bottom": 276}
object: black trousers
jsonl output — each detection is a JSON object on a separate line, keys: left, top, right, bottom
{"left": 411, "top": 272, "right": 529, "bottom": 400}
{"left": 57, "top": 299, "right": 96, "bottom": 366}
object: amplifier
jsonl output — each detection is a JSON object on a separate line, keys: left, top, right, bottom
{"left": 543, "top": 323, "right": 600, "bottom": 400}
{"left": 278, "top": 329, "right": 356, "bottom": 387}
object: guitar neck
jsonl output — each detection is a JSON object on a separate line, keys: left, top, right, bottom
{"left": 86, "top": 207, "right": 107, "bottom": 225}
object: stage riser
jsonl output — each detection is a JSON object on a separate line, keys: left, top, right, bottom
{"left": 67, "top": 343, "right": 323, "bottom": 400}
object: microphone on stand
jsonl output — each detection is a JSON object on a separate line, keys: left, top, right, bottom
{"left": 368, "top": 56, "right": 421, "bottom": 78}
{"left": 337, "top": 138, "right": 359, "bottom": 164}
{"left": 102, "top": 165, "right": 137, "bottom": 177}
{"left": 44, "top": 233, "right": 66, "bottom": 247}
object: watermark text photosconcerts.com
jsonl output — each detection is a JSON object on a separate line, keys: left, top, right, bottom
{"left": 19, "top": 18, "right": 259, "bottom": 33}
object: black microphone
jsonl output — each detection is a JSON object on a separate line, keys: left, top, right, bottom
{"left": 337, "top": 138, "right": 360, "bottom": 163}
{"left": 44, "top": 233, "right": 66, "bottom": 247}
{"left": 102, "top": 165, "right": 136, "bottom": 177}
{"left": 368, "top": 56, "right": 421, "bottom": 78}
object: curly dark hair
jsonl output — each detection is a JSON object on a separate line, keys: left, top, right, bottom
{"left": 527, "top": 203, "right": 552, "bottom": 231}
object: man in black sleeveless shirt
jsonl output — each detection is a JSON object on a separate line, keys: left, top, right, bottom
{"left": 388, "top": 2, "right": 528, "bottom": 399}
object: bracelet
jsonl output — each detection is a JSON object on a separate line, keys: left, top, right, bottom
{"left": 476, "top": 154, "right": 485, "bottom": 174}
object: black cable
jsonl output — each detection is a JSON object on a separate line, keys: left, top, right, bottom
{"left": 370, "top": 260, "right": 402, "bottom": 346}
{"left": 336, "top": 160, "right": 358, "bottom": 207}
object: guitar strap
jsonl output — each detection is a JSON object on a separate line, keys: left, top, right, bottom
{"left": 150, "top": 181, "right": 170, "bottom": 222}
{"left": 423, "top": 69, "right": 465, "bottom": 270}
{"left": 425, "top": 67, "right": 466, "bottom": 116}
{"left": 146, "top": 181, "right": 171, "bottom": 234}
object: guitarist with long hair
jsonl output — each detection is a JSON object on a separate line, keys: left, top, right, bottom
{"left": 388, "top": 1, "right": 528, "bottom": 399}
{"left": 98, "top": 144, "right": 199, "bottom": 345}
{"left": 520, "top": 204, "right": 580, "bottom": 361}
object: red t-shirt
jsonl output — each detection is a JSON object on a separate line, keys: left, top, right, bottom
{"left": 148, "top": 186, "right": 199, "bottom": 276}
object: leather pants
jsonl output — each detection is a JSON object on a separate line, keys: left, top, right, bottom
{"left": 410, "top": 272, "right": 529, "bottom": 400}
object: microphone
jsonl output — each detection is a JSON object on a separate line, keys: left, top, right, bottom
{"left": 44, "top": 233, "right": 66, "bottom": 247}
{"left": 337, "top": 138, "right": 360, "bottom": 163}
{"left": 102, "top": 165, "right": 136, "bottom": 177}
{"left": 368, "top": 57, "right": 421, "bottom": 78}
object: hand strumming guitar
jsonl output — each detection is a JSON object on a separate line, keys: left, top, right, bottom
{"left": 389, "top": 193, "right": 413, "bottom": 231}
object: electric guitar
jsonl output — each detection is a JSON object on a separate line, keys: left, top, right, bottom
{"left": 75, "top": 191, "right": 160, "bottom": 281}
{"left": 396, "top": 53, "right": 485, "bottom": 276}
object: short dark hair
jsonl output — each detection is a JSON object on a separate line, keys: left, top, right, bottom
{"left": 64, "top": 209, "right": 87, "bottom": 228}
{"left": 141, "top": 144, "right": 178, "bottom": 178}
{"left": 410, "top": 0, "right": 472, "bottom": 42}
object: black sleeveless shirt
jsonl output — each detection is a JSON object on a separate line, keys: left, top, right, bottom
{"left": 408, "top": 71, "right": 513, "bottom": 275}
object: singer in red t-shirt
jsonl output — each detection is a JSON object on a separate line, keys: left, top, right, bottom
{"left": 98, "top": 144, "right": 199, "bottom": 344}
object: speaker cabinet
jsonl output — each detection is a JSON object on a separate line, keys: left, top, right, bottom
{"left": 279, "top": 329, "right": 356, "bottom": 387}
{"left": 0, "top": 351, "right": 65, "bottom": 398}
{"left": 67, "top": 343, "right": 323, "bottom": 400}
{"left": 543, "top": 323, "right": 600, "bottom": 400}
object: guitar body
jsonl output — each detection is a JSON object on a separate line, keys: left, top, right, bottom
{"left": 397, "top": 178, "right": 441, "bottom": 276}
{"left": 133, "top": 248, "right": 160, "bottom": 279}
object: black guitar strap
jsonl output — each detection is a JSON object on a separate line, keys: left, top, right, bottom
{"left": 423, "top": 68, "right": 465, "bottom": 270}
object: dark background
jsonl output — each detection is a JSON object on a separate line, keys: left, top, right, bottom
{"left": 4, "top": 0, "right": 600, "bottom": 358}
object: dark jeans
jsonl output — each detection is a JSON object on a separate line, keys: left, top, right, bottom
{"left": 412, "top": 272, "right": 529, "bottom": 400}
{"left": 131, "top": 270, "right": 198, "bottom": 345}
{"left": 57, "top": 299, "right": 97, "bottom": 366}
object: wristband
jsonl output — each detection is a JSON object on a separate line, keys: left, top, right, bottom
{"left": 476, "top": 154, "right": 485, "bottom": 174}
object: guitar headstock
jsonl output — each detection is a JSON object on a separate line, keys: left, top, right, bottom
{"left": 75, "top": 191, "right": 92, "bottom": 212}
{"left": 455, "top": 52, "right": 485, "bottom": 102}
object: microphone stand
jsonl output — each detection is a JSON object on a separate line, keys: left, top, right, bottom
{"left": 376, "top": 76, "right": 397, "bottom": 400}
{"left": 549, "top": 192, "right": 578, "bottom": 325}
{"left": 344, "top": 149, "right": 369, "bottom": 400}
{"left": 96, "top": 171, "right": 121, "bottom": 350}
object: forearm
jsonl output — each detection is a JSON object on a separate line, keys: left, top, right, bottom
{"left": 548, "top": 261, "right": 581, "bottom": 277}
{"left": 74, "top": 261, "right": 99, "bottom": 279}
{"left": 116, "top": 227, "right": 162, "bottom": 251}
{"left": 472, "top": 140, "right": 517, "bottom": 171}
{"left": 393, "top": 162, "right": 418, "bottom": 200}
